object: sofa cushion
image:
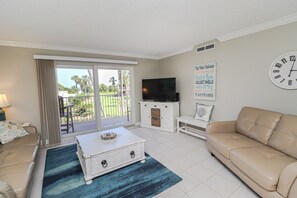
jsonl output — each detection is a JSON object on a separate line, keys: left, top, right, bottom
{"left": 207, "top": 132, "right": 263, "bottom": 159}
{"left": 0, "top": 142, "right": 13, "bottom": 152}
{"left": 268, "top": 114, "right": 297, "bottom": 159}
{"left": 1, "top": 145, "right": 38, "bottom": 166}
{"left": 236, "top": 107, "right": 282, "bottom": 144}
{"left": 0, "top": 180, "right": 16, "bottom": 198}
{"left": 0, "top": 162, "right": 34, "bottom": 198}
{"left": 13, "top": 133, "right": 40, "bottom": 147}
{"left": 230, "top": 146, "right": 296, "bottom": 191}
{"left": 0, "top": 150, "right": 9, "bottom": 166}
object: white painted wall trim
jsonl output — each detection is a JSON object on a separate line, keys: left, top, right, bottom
{"left": 217, "top": 13, "right": 297, "bottom": 42}
{"left": 33, "top": 55, "right": 138, "bottom": 65}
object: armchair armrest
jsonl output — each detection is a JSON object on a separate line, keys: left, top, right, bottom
{"left": 278, "top": 162, "right": 297, "bottom": 197}
{"left": 23, "top": 126, "right": 38, "bottom": 134}
{"left": 0, "top": 180, "right": 16, "bottom": 198}
{"left": 206, "top": 121, "right": 236, "bottom": 134}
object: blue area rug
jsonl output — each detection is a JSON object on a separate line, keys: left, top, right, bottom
{"left": 42, "top": 144, "right": 182, "bottom": 198}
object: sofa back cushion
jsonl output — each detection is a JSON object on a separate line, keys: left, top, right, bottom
{"left": 236, "top": 107, "right": 282, "bottom": 144}
{"left": 268, "top": 114, "right": 297, "bottom": 159}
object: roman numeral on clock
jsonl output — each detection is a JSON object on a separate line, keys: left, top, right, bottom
{"left": 281, "top": 58, "right": 287, "bottom": 64}
{"left": 275, "top": 63, "right": 282, "bottom": 68}
{"left": 280, "top": 78, "right": 285, "bottom": 83}
{"left": 290, "top": 55, "right": 296, "bottom": 61}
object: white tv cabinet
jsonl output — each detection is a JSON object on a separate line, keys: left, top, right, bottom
{"left": 139, "top": 101, "right": 180, "bottom": 132}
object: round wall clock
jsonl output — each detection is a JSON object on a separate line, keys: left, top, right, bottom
{"left": 269, "top": 51, "right": 297, "bottom": 89}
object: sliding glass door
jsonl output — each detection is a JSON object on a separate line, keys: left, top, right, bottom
{"left": 56, "top": 67, "right": 97, "bottom": 134}
{"left": 97, "top": 68, "right": 132, "bottom": 128}
{"left": 56, "top": 64, "right": 134, "bottom": 135}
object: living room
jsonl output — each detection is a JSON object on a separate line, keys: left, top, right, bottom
{"left": 1, "top": 1, "right": 297, "bottom": 198}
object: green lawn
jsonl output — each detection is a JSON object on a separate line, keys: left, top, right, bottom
{"left": 67, "top": 93, "right": 129, "bottom": 123}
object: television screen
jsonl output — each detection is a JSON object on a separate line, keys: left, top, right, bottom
{"left": 142, "top": 78, "right": 177, "bottom": 101}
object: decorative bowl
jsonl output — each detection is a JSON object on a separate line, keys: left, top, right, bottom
{"left": 101, "top": 132, "right": 117, "bottom": 140}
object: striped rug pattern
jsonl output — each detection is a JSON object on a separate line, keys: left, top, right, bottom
{"left": 42, "top": 144, "right": 182, "bottom": 198}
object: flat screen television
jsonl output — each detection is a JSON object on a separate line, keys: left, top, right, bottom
{"left": 142, "top": 78, "right": 178, "bottom": 101}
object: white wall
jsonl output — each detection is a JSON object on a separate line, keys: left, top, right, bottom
{"left": 1, "top": 21, "right": 297, "bottom": 131}
{"left": 0, "top": 47, "right": 40, "bottom": 128}
{"left": 159, "top": 22, "right": 297, "bottom": 121}
{"left": 0, "top": 47, "right": 159, "bottom": 131}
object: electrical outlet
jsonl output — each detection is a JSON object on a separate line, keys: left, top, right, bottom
{"left": 45, "top": 139, "right": 49, "bottom": 145}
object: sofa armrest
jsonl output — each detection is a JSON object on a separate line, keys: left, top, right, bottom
{"left": 278, "top": 162, "right": 297, "bottom": 197}
{"left": 0, "top": 180, "right": 16, "bottom": 198}
{"left": 23, "top": 126, "right": 38, "bottom": 134}
{"left": 206, "top": 121, "right": 236, "bottom": 134}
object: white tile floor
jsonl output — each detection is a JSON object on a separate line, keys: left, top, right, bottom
{"left": 29, "top": 127, "right": 259, "bottom": 198}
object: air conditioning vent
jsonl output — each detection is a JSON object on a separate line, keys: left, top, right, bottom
{"left": 196, "top": 43, "right": 215, "bottom": 53}
{"left": 205, "top": 44, "right": 215, "bottom": 50}
{"left": 196, "top": 47, "right": 205, "bottom": 52}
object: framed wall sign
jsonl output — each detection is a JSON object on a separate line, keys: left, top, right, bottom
{"left": 194, "top": 62, "right": 216, "bottom": 101}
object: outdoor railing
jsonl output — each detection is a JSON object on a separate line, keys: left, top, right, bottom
{"left": 62, "top": 94, "right": 130, "bottom": 123}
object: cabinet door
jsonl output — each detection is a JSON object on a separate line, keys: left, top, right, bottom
{"left": 140, "top": 103, "right": 151, "bottom": 125}
{"left": 160, "top": 104, "right": 173, "bottom": 130}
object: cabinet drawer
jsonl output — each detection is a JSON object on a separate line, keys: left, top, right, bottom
{"left": 91, "top": 143, "right": 142, "bottom": 174}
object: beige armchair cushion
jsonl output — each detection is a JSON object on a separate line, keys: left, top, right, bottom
{"left": 236, "top": 107, "right": 282, "bottom": 144}
{"left": 207, "top": 132, "right": 263, "bottom": 159}
{"left": 268, "top": 114, "right": 297, "bottom": 159}
{"left": 230, "top": 146, "right": 296, "bottom": 191}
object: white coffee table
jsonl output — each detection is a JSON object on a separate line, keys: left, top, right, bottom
{"left": 75, "top": 127, "right": 146, "bottom": 184}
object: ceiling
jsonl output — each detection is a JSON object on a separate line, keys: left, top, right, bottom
{"left": 1, "top": 0, "right": 297, "bottom": 59}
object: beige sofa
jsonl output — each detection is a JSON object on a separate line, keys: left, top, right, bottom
{"left": 207, "top": 107, "right": 297, "bottom": 198}
{"left": 0, "top": 126, "right": 40, "bottom": 198}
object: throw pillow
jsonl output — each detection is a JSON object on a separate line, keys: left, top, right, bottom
{"left": 0, "top": 121, "right": 29, "bottom": 144}
{"left": 194, "top": 103, "right": 214, "bottom": 122}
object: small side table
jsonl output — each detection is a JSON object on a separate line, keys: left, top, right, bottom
{"left": 176, "top": 116, "right": 210, "bottom": 140}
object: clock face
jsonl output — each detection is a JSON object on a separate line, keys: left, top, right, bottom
{"left": 269, "top": 51, "right": 297, "bottom": 89}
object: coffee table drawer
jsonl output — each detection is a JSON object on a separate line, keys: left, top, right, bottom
{"left": 91, "top": 143, "right": 142, "bottom": 174}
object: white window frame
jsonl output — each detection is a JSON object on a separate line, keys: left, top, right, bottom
{"left": 94, "top": 64, "right": 136, "bottom": 127}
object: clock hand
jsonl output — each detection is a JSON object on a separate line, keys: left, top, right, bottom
{"left": 288, "top": 60, "right": 296, "bottom": 77}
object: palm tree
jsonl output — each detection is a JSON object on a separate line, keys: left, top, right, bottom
{"left": 109, "top": 76, "right": 117, "bottom": 93}
{"left": 80, "top": 75, "right": 93, "bottom": 94}
{"left": 71, "top": 75, "right": 80, "bottom": 93}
